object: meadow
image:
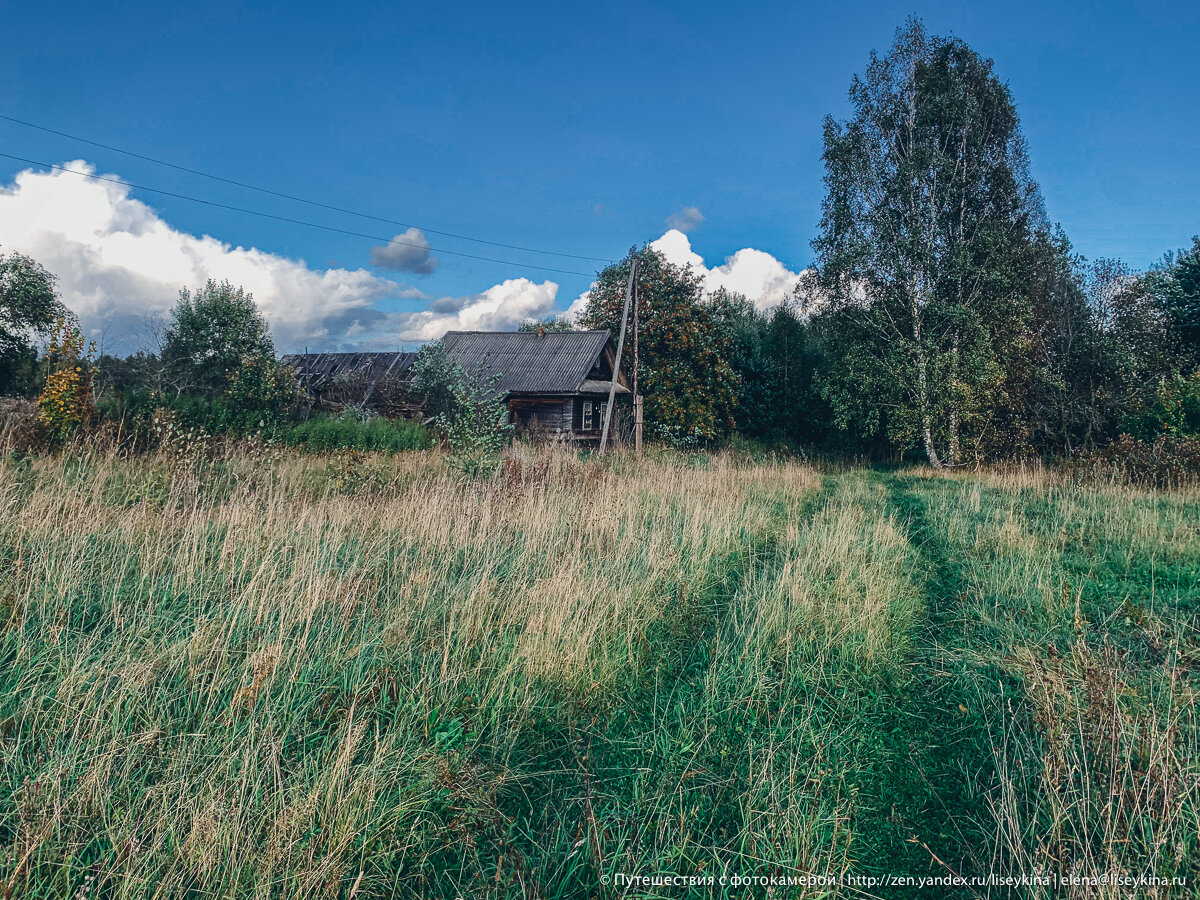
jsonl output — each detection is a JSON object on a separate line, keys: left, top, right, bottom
{"left": 0, "top": 445, "right": 1197, "bottom": 898}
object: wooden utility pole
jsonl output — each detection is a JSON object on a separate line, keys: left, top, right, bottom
{"left": 632, "top": 273, "right": 642, "bottom": 454}
{"left": 599, "top": 259, "right": 635, "bottom": 454}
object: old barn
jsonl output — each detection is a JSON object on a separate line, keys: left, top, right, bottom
{"left": 280, "top": 350, "right": 420, "bottom": 417}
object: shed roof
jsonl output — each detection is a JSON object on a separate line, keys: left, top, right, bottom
{"left": 440, "top": 330, "right": 614, "bottom": 394}
{"left": 280, "top": 351, "right": 417, "bottom": 383}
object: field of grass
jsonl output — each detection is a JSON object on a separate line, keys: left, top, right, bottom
{"left": 1, "top": 445, "right": 1197, "bottom": 898}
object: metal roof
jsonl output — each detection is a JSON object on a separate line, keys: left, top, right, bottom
{"left": 441, "top": 330, "right": 613, "bottom": 394}
{"left": 280, "top": 352, "right": 417, "bottom": 383}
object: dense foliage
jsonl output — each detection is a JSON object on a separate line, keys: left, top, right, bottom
{"left": 797, "top": 19, "right": 1200, "bottom": 469}
{"left": 0, "top": 250, "right": 66, "bottom": 395}
{"left": 163, "top": 280, "right": 277, "bottom": 396}
{"left": 36, "top": 320, "right": 96, "bottom": 443}
{"left": 580, "top": 247, "right": 740, "bottom": 446}
{"left": 811, "top": 18, "right": 1046, "bottom": 466}
{"left": 282, "top": 411, "right": 431, "bottom": 452}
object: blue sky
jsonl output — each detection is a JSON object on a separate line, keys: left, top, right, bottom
{"left": 1, "top": 0, "right": 1197, "bottom": 351}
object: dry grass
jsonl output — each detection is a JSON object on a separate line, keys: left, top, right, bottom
{"left": 1, "top": 445, "right": 1197, "bottom": 897}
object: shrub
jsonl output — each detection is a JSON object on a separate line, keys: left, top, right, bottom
{"left": 217, "top": 356, "right": 300, "bottom": 433}
{"left": 438, "top": 372, "right": 513, "bottom": 479}
{"left": 36, "top": 319, "right": 96, "bottom": 444}
{"left": 1117, "top": 370, "right": 1200, "bottom": 442}
{"left": 410, "top": 340, "right": 514, "bottom": 477}
{"left": 1071, "top": 432, "right": 1200, "bottom": 487}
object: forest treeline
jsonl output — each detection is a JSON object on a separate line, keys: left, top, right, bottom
{"left": 1, "top": 19, "right": 1197, "bottom": 474}
{"left": 573, "top": 20, "right": 1200, "bottom": 470}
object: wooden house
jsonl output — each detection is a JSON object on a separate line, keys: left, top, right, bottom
{"left": 440, "top": 330, "right": 630, "bottom": 441}
{"left": 282, "top": 329, "right": 630, "bottom": 442}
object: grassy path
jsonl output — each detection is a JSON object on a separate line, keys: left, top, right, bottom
{"left": 578, "top": 480, "right": 826, "bottom": 895}
{"left": 846, "top": 471, "right": 995, "bottom": 897}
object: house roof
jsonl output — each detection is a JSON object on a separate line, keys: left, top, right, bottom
{"left": 280, "top": 351, "right": 417, "bottom": 383}
{"left": 440, "top": 330, "right": 615, "bottom": 394}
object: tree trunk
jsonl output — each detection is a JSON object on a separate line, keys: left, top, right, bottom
{"left": 912, "top": 297, "right": 940, "bottom": 472}
{"left": 917, "top": 351, "right": 942, "bottom": 468}
{"left": 947, "top": 331, "right": 960, "bottom": 466}
{"left": 912, "top": 299, "right": 942, "bottom": 469}
{"left": 947, "top": 406, "right": 959, "bottom": 466}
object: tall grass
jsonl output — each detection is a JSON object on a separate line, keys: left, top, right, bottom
{"left": 1, "top": 447, "right": 1196, "bottom": 897}
{"left": 916, "top": 472, "right": 1200, "bottom": 897}
{"left": 0, "top": 447, "right": 824, "bottom": 896}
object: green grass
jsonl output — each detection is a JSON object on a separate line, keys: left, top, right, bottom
{"left": 280, "top": 413, "right": 431, "bottom": 453}
{"left": 0, "top": 448, "right": 1197, "bottom": 898}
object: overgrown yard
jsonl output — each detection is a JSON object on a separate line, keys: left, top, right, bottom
{"left": 1, "top": 448, "right": 1197, "bottom": 898}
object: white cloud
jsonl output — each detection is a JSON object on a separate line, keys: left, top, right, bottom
{"left": 666, "top": 205, "right": 705, "bottom": 233}
{"left": 370, "top": 227, "right": 438, "bottom": 274}
{"left": 651, "top": 229, "right": 804, "bottom": 310}
{"left": 0, "top": 161, "right": 557, "bottom": 353}
{"left": 386, "top": 278, "right": 560, "bottom": 342}
{"left": 562, "top": 230, "right": 805, "bottom": 322}
{"left": 0, "top": 161, "right": 809, "bottom": 355}
{"left": 0, "top": 161, "right": 412, "bottom": 352}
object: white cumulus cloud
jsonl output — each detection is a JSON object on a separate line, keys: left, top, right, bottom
{"left": 651, "top": 229, "right": 805, "bottom": 310}
{"left": 0, "top": 161, "right": 409, "bottom": 352}
{"left": 0, "top": 162, "right": 809, "bottom": 353}
{"left": 0, "top": 161, "right": 559, "bottom": 352}
{"left": 387, "top": 278, "right": 560, "bottom": 342}
{"left": 565, "top": 230, "right": 806, "bottom": 320}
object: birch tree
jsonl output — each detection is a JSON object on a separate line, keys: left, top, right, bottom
{"left": 812, "top": 18, "right": 1044, "bottom": 466}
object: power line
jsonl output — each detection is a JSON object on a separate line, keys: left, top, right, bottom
{"left": 0, "top": 112, "right": 611, "bottom": 263}
{"left": 0, "top": 152, "right": 600, "bottom": 278}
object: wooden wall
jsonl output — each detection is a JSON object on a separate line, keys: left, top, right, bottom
{"left": 508, "top": 396, "right": 573, "bottom": 437}
{"left": 508, "top": 394, "right": 630, "bottom": 442}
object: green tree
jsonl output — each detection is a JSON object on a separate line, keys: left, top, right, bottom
{"left": 1023, "top": 230, "right": 1109, "bottom": 454}
{"left": 163, "top": 280, "right": 275, "bottom": 395}
{"left": 1144, "top": 236, "right": 1200, "bottom": 368}
{"left": 812, "top": 19, "right": 1046, "bottom": 466}
{"left": 517, "top": 317, "right": 575, "bottom": 333}
{"left": 579, "top": 247, "right": 739, "bottom": 446}
{"left": 715, "top": 291, "right": 821, "bottom": 446}
{"left": 0, "top": 250, "right": 67, "bottom": 395}
{"left": 410, "top": 340, "right": 463, "bottom": 421}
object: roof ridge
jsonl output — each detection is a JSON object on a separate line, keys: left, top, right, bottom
{"left": 442, "top": 329, "right": 610, "bottom": 335}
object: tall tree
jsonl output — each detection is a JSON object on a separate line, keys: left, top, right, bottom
{"left": 1145, "top": 236, "right": 1200, "bottom": 369}
{"left": 812, "top": 19, "right": 1045, "bottom": 465}
{"left": 163, "top": 280, "right": 275, "bottom": 395}
{"left": 1023, "top": 230, "right": 1106, "bottom": 454}
{"left": 0, "top": 250, "right": 67, "bottom": 394}
{"left": 716, "top": 291, "right": 822, "bottom": 446}
{"left": 579, "top": 247, "right": 739, "bottom": 446}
